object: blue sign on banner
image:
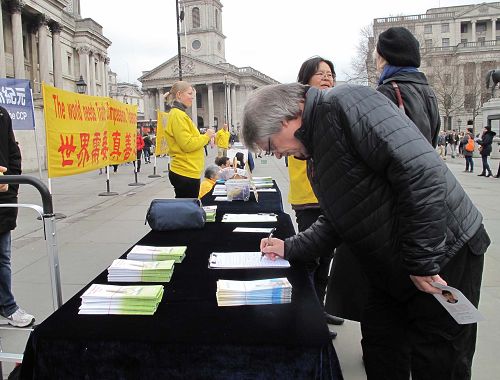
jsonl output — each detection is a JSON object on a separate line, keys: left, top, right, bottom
{"left": 0, "top": 78, "right": 35, "bottom": 130}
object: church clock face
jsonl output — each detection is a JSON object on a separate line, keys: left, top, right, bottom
{"left": 192, "top": 39, "right": 201, "bottom": 50}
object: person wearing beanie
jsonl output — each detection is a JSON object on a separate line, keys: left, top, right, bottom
{"left": 477, "top": 125, "right": 496, "bottom": 177}
{"left": 374, "top": 26, "right": 441, "bottom": 148}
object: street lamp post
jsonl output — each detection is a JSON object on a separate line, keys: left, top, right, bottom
{"left": 75, "top": 75, "right": 87, "bottom": 94}
{"left": 176, "top": 0, "right": 183, "bottom": 81}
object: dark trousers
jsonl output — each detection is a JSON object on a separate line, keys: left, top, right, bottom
{"left": 168, "top": 170, "right": 200, "bottom": 198}
{"left": 465, "top": 156, "right": 473, "bottom": 171}
{"left": 295, "top": 208, "right": 331, "bottom": 304}
{"left": 361, "top": 227, "right": 488, "bottom": 380}
{"left": 135, "top": 150, "right": 142, "bottom": 172}
{"left": 481, "top": 155, "right": 491, "bottom": 175}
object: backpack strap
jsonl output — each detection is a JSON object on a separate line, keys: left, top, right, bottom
{"left": 391, "top": 81, "right": 405, "bottom": 112}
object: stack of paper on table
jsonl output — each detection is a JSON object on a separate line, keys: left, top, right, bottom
{"left": 212, "top": 184, "right": 227, "bottom": 196}
{"left": 203, "top": 205, "right": 217, "bottom": 222}
{"left": 208, "top": 251, "right": 290, "bottom": 269}
{"left": 252, "top": 176, "right": 274, "bottom": 189}
{"left": 79, "top": 284, "right": 164, "bottom": 315}
{"left": 216, "top": 278, "right": 292, "bottom": 306}
{"left": 107, "top": 259, "right": 175, "bottom": 282}
{"left": 126, "top": 245, "right": 186, "bottom": 263}
{"left": 222, "top": 213, "right": 278, "bottom": 223}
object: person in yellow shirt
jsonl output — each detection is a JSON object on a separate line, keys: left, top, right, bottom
{"left": 215, "top": 123, "right": 231, "bottom": 158}
{"left": 199, "top": 165, "right": 220, "bottom": 198}
{"left": 164, "top": 81, "right": 214, "bottom": 198}
{"left": 288, "top": 57, "right": 344, "bottom": 336}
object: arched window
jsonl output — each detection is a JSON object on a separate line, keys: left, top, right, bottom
{"left": 215, "top": 9, "right": 218, "bottom": 30}
{"left": 192, "top": 7, "right": 200, "bottom": 28}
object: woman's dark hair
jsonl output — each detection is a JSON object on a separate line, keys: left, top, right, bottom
{"left": 235, "top": 152, "right": 245, "bottom": 169}
{"left": 297, "top": 56, "right": 335, "bottom": 85}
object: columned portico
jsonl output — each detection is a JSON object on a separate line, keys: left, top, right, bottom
{"left": 230, "top": 84, "right": 236, "bottom": 128}
{"left": 0, "top": 4, "right": 6, "bottom": 77}
{"left": 9, "top": 0, "right": 25, "bottom": 79}
{"left": 78, "top": 45, "right": 90, "bottom": 93}
{"left": 37, "top": 16, "right": 50, "bottom": 88}
{"left": 207, "top": 83, "right": 214, "bottom": 128}
{"left": 191, "top": 85, "right": 198, "bottom": 125}
{"left": 49, "top": 21, "right": 63, "bottom": 88}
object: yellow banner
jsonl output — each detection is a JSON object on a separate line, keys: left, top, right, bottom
{"left": 155, "top": 110, "right": 170, "bottom": 156}
{"left": 43, "top": 83, "right": 138, "bottom": 178}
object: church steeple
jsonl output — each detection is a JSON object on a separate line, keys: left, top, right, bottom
{"left": 179, "top": 0, "right": 226, "bottom": 64}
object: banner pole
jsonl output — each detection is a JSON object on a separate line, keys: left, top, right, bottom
{"left": 98, "top": 165, "right": 118, "bottom": 196}
{"left": 148, "top": 154, "right": 161, "bottom": 178}
{"left": 30, "top": 89, "right": 43, "bottom": 180}
{"left": 40, "top": 178, "right": 66, "bottom": 220}
{"left": 128, "top": 159, "right": 144, "bottom": 187}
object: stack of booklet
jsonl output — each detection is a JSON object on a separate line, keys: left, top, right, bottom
{"left": 79, "top": 284, "right": 164, "bottom": 315}
{"left": 216, "top": 278, "right": 292, "bottom": 306}
{"left": 126, "top": 245, "right": 186, "bottom": 263}
{"left": 107, "top": 259, "right": 175, "bottom": 282}
{"left": 203, "top": 205, "right": 217, "bottom": 222}
{"left": 252, "top": 176, "right": 274, "bottom": 189}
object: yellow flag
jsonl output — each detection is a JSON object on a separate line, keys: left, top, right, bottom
{"left": 155, "top": 110, "right": 170, "bottom": 156}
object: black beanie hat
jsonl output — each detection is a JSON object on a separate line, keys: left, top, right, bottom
{"left": 377, "top": 27, "right": 421, "bottom": 68}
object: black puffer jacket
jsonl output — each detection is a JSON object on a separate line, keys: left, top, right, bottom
{"left": 0, "top": 106, "right": 22, "bottom": 233}
{"left": 478, "top": 130, "right": 496, "bottom": 156}
{"left": 377, "top": 71, "right": 440, "bottom": 147}
{"left": 285, "top": 85, "right": 483, "bottom": 276}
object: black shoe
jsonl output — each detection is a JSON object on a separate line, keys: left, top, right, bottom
{"left": 329, "top": 330, "right": 337, "bottom": 340}
{"left": 325, "top": 313, "right": 344, "bottom": 325}
{"left": 478, "top": 173, "right": 486, "bottom": 176}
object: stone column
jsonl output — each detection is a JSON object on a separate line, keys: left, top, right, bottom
{"left": 49, "top": 21, "right": 63, "bottom": 88}
{"left": 231, "top": 84, "right": 237, "bottom": 128}
{"left": 207, "top": 83, "right": 214, "bottom": 128}
{"left": 492, "top": 18, "right": 497, "bottom": 41}
{"left": 0, "top": 4, "right": 7, "bottom": 77}
{"left": 36, "top": 15, "right": 50, "bottom": 89}
{"left": 9, "top": 1, "right": 25, "bottom": 79}
{"left": 89, "top": 51, "right": 97, "bottom": 95}
{"left": 143, "top": 90, "right": 150, "bottom": 120}
{"left": 77, "top": 45, "right": 90, "bottom": 93}
{"left": 104, "top": 57, "right": 110, "bottom": 96}
{"left": 158, "top": 88, "right": 164, "bottom": 112}
{"left": 191, "top": 85, "right": 198, "bottom": 127}
{"left": 226, "top": 83, "right": 232, "bottom": 127}
{"left": 471, "top": 20, "right": 477, "bottom": 43}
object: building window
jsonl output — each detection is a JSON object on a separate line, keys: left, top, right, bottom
{"left": 67, "top": 55, "right": 72, "bottom": 75}
{"left": 441, "top": 23, "right": 450, "bottom": 33}
{"left": 497, "top": 22, "right": 500, "bottom": 30}
{"left": 192, "top": 7, "right": 200, "bottom": 28}
{"left": 425, "top": 39, "right": 433, "bottom": 48}
{"left": 442, "top": 38, "right": 450, "bottom": 47}
{"left": 476, "top": 22, "right": 487, "bottom": 33}
{"left": 196, "top": 91, "right": 202, "bottom": 108}
{"left": 464, "top": 94, "right": 474, "bottom": 110}
{"left": 424, "top": 24, "right": 432, "bottom": 34}
{"left": 461, "top": 23, "right": 468, "bottom": 33}
{"left": 215, "top": 9, "right": 218, "bottom": 30}
{"left": 192, "top": 39, "right": 201, "bottom": 50}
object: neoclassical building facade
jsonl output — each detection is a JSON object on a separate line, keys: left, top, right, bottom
{"left": 1, "top": 0, "right": 111, "bottom": 171}
{"left": 139, "top": 0, "right": 278, "bottom": 131}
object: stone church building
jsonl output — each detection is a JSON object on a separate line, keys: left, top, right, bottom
{"left": 139, "top": 0, "right": 278, "bottom": 132}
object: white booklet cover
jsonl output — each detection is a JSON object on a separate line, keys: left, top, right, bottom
{"left": 208, "top": 251, "right": 290, "bottom": 269}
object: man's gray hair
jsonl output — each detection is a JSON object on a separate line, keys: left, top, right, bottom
{"left": 204, "top": 164, "right": 220, "bottom": 179}
{"left": 242, "top": 83, "right": 307, "bottom": 151}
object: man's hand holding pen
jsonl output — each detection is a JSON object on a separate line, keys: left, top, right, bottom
{"left": 260, "top": 228, "right": 285, "bottom": 261}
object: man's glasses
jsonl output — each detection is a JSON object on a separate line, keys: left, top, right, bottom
{"left": 314, "top": 71, "right": 334, "bottom": 79}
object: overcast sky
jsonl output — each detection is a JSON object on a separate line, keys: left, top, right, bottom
{"left": 81, "top": 0, "right": 480, "bottom": 84}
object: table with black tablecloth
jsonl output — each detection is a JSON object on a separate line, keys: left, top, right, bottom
{"left": 20, "top": 187, "right": 343, "bottom": 379}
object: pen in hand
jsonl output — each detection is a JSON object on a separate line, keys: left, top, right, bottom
{"left": 261, "top": 227, "right": 276, "bottom": 261}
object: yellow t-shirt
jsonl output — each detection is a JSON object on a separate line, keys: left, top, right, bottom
{"left": 287, "top": 156, "right": 318, "bottom": 206}
{"left": 199, "top": 178, "right": 216, "bottom": 198}
{"left": 215, "top": 129, "right": 230, "bottom": 149}
{"left": 165, "top": 107, "right": 210, "bottom": 179}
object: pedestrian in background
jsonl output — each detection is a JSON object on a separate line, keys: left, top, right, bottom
{"left": 0, "top": 106, "right": 35, "bottom": 327}
{"left": 215, "top": 123, "right": 231, "bottom": 158}
{"left": 477, "top": 125, "right": 495, "bottom": 177}
{"left": 462, "top": 128, "right": 475, "bottom": 173}
{"left": 143, "top": 134, "right": 152, "bottom": 164}
{"left": 164, "top": 81, "right": 214, "bottom": 198}
{"left": 287, "top": 56, "right": 344, "bottom": 336}
{"left": 135, "top": 128, "right": 144, "bottom": 173}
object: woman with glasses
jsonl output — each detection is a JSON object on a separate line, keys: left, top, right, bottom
{"left": 287, "top": 57, "right": 344, "bottom": 339}
{"left": 164, "top": 81, "right": 214, "bottom": 198}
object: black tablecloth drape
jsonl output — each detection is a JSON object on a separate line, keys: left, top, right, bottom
{"left": 20, "top": 189, "right": 343, "bottom": 379}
